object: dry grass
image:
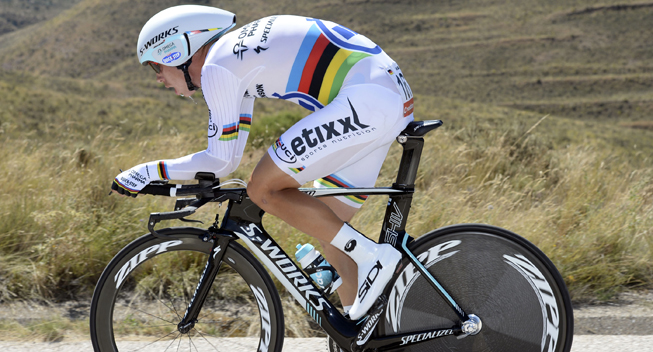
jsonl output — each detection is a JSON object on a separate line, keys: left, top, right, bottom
{"left": 1, "top": 0, "right": 652, "bottom": 338}
{"left": 3, "top": 92, "right": 652, "bottom": 336}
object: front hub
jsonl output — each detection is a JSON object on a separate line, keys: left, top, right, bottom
{"left": 178, "top": 319, "right": 197, "bottom": 334}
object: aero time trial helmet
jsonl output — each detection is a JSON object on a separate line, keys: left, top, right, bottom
{"left": 137, "top": 5, "right": 236, "bottom": 69}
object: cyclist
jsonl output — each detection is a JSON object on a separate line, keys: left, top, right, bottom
{"left": 112, "top": 5, "right": 414, "bottom": 320}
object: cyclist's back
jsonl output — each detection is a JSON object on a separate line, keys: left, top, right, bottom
{"left": 201, "top": 15, "right": 414, "bottom": 199}
{"left": 206, "top": 15, "right": 404, "bottom": 111}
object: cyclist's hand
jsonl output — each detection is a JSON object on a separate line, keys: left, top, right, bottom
{"left": 111, "top": 167, "right": 150, "bottom": 197}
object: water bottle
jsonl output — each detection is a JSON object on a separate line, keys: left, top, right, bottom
{"left": 295, "top": 243, "right": 341, "bottom": 293}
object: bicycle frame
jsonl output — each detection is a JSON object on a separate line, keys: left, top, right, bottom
{"left": 147, "top": 120, "right": 473, "bottom": 351}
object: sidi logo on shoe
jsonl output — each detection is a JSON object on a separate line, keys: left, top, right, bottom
{"left": 345, "top": 239, "right": 357, "bottom": 252}
{"left": 358, "top": 261, "right": 383, "bottom": 301}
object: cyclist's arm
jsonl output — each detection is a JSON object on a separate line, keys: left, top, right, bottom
{"left": 203, "top": 64, "right": 258, "bottom": 176}
{"left": 112, "top": 65, "right": 260, "bottom": 196}
{"left": 154, "top": 92, "right": 255, "bottom": 181}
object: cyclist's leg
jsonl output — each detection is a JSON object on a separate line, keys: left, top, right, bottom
{"left": 248, "top": 84, "right": 411, "bottom": 318}
{"left": 312, "top": 142, "right": 395, "bottom": 308}
{"left": 316, "top": 196, "right": 358, "bottom": 308}
{"left": 248, "top": 154, "right": 344, "bottom": 240}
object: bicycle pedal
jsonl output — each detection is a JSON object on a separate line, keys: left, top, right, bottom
{"left": 352, "top": 295, "right": 387, "bottom": 351}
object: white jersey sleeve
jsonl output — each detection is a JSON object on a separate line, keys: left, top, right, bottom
{"left": 159, "top": 64, "right": 261, "bottom": 180}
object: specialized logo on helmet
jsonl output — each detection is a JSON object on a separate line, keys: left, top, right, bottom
{"left": 162, "top": 52, "right": 182, "bottom": 64}
{"left": 140, "top": 26, "right": 179, "bottom": 57}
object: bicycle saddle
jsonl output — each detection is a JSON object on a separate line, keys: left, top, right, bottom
{"left": 401, "top": 120, "right": 443, "bottom": 137}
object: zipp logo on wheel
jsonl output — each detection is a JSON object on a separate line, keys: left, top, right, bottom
{"left": 504, "top": 254, "right": 560, "bottom": 352}
{"left": 114, "top": 240, "right": 183, "bottom": 289}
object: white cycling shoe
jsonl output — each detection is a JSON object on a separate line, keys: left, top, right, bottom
{"left": 348, "top": 243, "right": 401, "bottom": 320}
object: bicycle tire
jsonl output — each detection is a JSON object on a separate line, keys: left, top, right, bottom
{"left": 90, "top": 227, "right": 284, "bottom": 352}
{"left": 380, "top": 224, "right": 573, "bottom": 352}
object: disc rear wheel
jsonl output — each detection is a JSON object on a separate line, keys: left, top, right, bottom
{"left": 382, "top": 224, "right": 573, "bottom": 352}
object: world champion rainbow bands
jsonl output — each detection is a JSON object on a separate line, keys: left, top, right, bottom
{"left": 113, "top": 178, "right": 139, "bottom": 194}
{"left": 219, "top": 114, "right": 252, "bottom": 141}
{"left": 157, "top": 161, "right": 170, "bottom": 180}
{"left": 239, "top": 114, "right": 252, "bottom": 132}
{"left": 289, "top": 166, "right": 305, "bottom": 174}
{"left": 219, "top": 122, "right": 239, "bottom": 141}
{"left": 316, "top": 174, "right": 367, "bottom": 205}
{"left": 285, "top": 23, "right": 372, "bottom": 108}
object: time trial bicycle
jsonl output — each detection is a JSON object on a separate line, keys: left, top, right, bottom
{"left": 90, "top": 119, "right": 574, "bottom": 352}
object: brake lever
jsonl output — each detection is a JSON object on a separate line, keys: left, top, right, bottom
{"left": 148, "top": 206, "right": 198, "bottom": 237}
{"left": 148, "top": 197, "right": 211, "bottom": 237}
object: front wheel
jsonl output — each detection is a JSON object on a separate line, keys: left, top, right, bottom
{"left": 90, "top": 227, "right": 285, "bottom": 352}
{"left": 381, "top": 224, "right": 573, "bottom": 352}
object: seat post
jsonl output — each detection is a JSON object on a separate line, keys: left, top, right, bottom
{"left": 393, "top": 135, "right": 425, "bottom": 189}
{"left": 378, "top": 134, "right": 424, "bottom": 247}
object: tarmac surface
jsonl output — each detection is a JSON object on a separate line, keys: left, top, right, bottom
{"left": 0, "top": 290, "right": 651, "bottom": 351}
{"left": 0, "top": 336, "right": 653, "bottom": 351}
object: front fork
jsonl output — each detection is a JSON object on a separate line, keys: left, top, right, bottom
{"left": 177, "top": 222, "right": 235, "bottom": 333}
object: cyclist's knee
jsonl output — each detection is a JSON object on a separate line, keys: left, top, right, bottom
{"left": 246, "top": 176, "right": 269, "bottom": 207}
{"left": 247, "top": 173, "right": 286, "bottom": 207}
{"left": 248, "top": 154, "right": 301, "bottom": 207}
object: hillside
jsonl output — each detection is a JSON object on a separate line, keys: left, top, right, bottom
{"left": 0, "top": 0, "right": 81, "bottom": 35}
{"left": 0, "top": 0, "right": 651, "bottom": 332}
{"left": 1, "top": 0, "right": 652, "bottom": 149}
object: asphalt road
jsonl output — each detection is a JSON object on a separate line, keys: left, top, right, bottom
{"left": 1, "top": 291, "right": 651, "bottom": 351}
{"left": 0, "top": 336, "right": 653, "bottom": 351}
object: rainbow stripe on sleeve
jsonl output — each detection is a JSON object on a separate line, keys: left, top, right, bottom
{"left": 219, "top": 122, "right": 239, "bottom": 141}
{"left": 157, "top": 161, "right": 169, "bottom": 180}
{"left": 239, "top": 114, "right": 252, "bottom": 132}
{"left": 113, "top": 178, "right": 139, "bottom": 194}
{"left": 219, "top": 114, "right": 251, "bottom": 141}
